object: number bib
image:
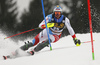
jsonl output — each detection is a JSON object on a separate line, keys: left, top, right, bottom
{"left": 50, "top": 14, "right": 65, "bottom": 33}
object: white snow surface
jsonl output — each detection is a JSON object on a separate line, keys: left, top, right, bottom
{"left": 0, "top": 31, "right": 100, "bottom": 65}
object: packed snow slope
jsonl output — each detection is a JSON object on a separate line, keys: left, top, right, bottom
{"left": 0, "top": 31, "right": 100, "bottom": 65}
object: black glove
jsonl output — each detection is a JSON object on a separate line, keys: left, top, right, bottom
{"left": 73, "top": 38, "right": 81, "bottom": 46}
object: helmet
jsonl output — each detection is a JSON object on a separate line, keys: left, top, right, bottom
{"left": 53, "top": 5, "right": 62, "bottom": 13}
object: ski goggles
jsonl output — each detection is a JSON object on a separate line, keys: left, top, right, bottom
{"left": 54, "top": 11, "right": 61, "bottom": 15}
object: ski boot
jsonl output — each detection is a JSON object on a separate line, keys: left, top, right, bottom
{"left": 34, "top": 40, "right": 49, "bottom": 52}
{"left": 27, "top": 40, "right": 49, "bottom": 55}
{"left": 20, "top": 41, "right": 33, "bottom": 51}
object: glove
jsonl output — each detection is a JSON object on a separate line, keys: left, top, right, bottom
{"left": 41, "top": 23, "right": 54, "bottom": 29}
{"left": 73, "top": 38, "right": 81, "bottom": 46}
{"left": 47, "top": 23, "right": 54, "bottom": 28}
{"left": 41, "top": 24, "right": 46, "bottom": 29}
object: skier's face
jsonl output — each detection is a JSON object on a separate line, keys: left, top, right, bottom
{"left": 54, "top": 11, "right": 61, "bottom": 19}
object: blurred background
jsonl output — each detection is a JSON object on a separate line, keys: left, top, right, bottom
{"left": 0, "top": 0, "right": 100, "bottom": 42}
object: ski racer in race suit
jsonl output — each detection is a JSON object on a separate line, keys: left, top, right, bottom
{"left": 20, "top": 5, "right": 81, "bottom": 55}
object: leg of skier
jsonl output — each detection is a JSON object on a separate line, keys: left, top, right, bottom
{"left": 20, "top": 29, "right": 48, "bottom": 51}
{"left": 30, "top": 30, "right": 62, "bottom": 54}
{"left": 27, "top": 29, "right": 50, "bottom": 55}
{"left": 33, "top": 34, "right": 61, "bottom": 52}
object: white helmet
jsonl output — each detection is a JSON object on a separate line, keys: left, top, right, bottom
{"left": 53, "top": 5, "right": 62, "bottom": 13}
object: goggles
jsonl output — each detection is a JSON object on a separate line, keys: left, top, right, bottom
{"left": 54, "top": 12, "right": 61, "bottom": 15}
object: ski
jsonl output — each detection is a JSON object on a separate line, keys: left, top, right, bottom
{"left": 3, "top": 55, "right": 10, "bottom": 60}
{"left": 2, "top": 48, "right": 34, "bottom": 60}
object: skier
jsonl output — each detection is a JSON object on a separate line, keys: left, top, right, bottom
{"left": 3, "top": 5, "right": 81, "bottom": 59}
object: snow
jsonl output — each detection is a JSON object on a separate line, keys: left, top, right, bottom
{"left": 0, "top": 32, "right": 100, "bottom": 65}
{"left": 15, "top": 0, "right": 32, "bottom": 22}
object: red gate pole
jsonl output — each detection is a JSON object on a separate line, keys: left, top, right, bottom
{"left": 87, "top": 0, "right": 95, "bottom": 60}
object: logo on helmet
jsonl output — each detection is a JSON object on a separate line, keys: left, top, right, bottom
{"left": 53, "top": 5, "right": 62, "bottom": 12}
{"left": 57, "top": 5, "right": 59, "bottom": 7}
{"left": 56, "top": 9, "right": 60, "bottom": 10}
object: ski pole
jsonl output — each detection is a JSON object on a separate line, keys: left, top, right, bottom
{"left": 82, "top": 40, "right": 95, "bottom": 43}
{"left": 4, "top": 27, "right": 41, "bottom": 39}
{"left": 4, "top": 23, "right": 54, "bottom": 39}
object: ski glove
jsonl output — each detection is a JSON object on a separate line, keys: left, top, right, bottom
{"left": 41, "top": 24, "right": 46, "bottom": 29}
{"left": 73, "top": 38, "right": 81, "bottom": 46}
{"left": 41, "top": 23, "right": 54, "bottom": 29}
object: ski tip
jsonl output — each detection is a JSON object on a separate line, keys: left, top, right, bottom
{"left": 3, "top": 56, "right": 7, "bottom": 60}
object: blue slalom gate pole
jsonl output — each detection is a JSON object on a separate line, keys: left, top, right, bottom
{"left": 41, "top": 0, "right": 52, "bottom": 50}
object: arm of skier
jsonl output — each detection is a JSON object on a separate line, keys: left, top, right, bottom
{"left": 65, "top": 18, "right": 76, "bottom": 38}
{"left": 65, "top": 18, "right": 81, "bottom": 46}
{"left": 39, "top": 16, "right": 49, "bottom": 29}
